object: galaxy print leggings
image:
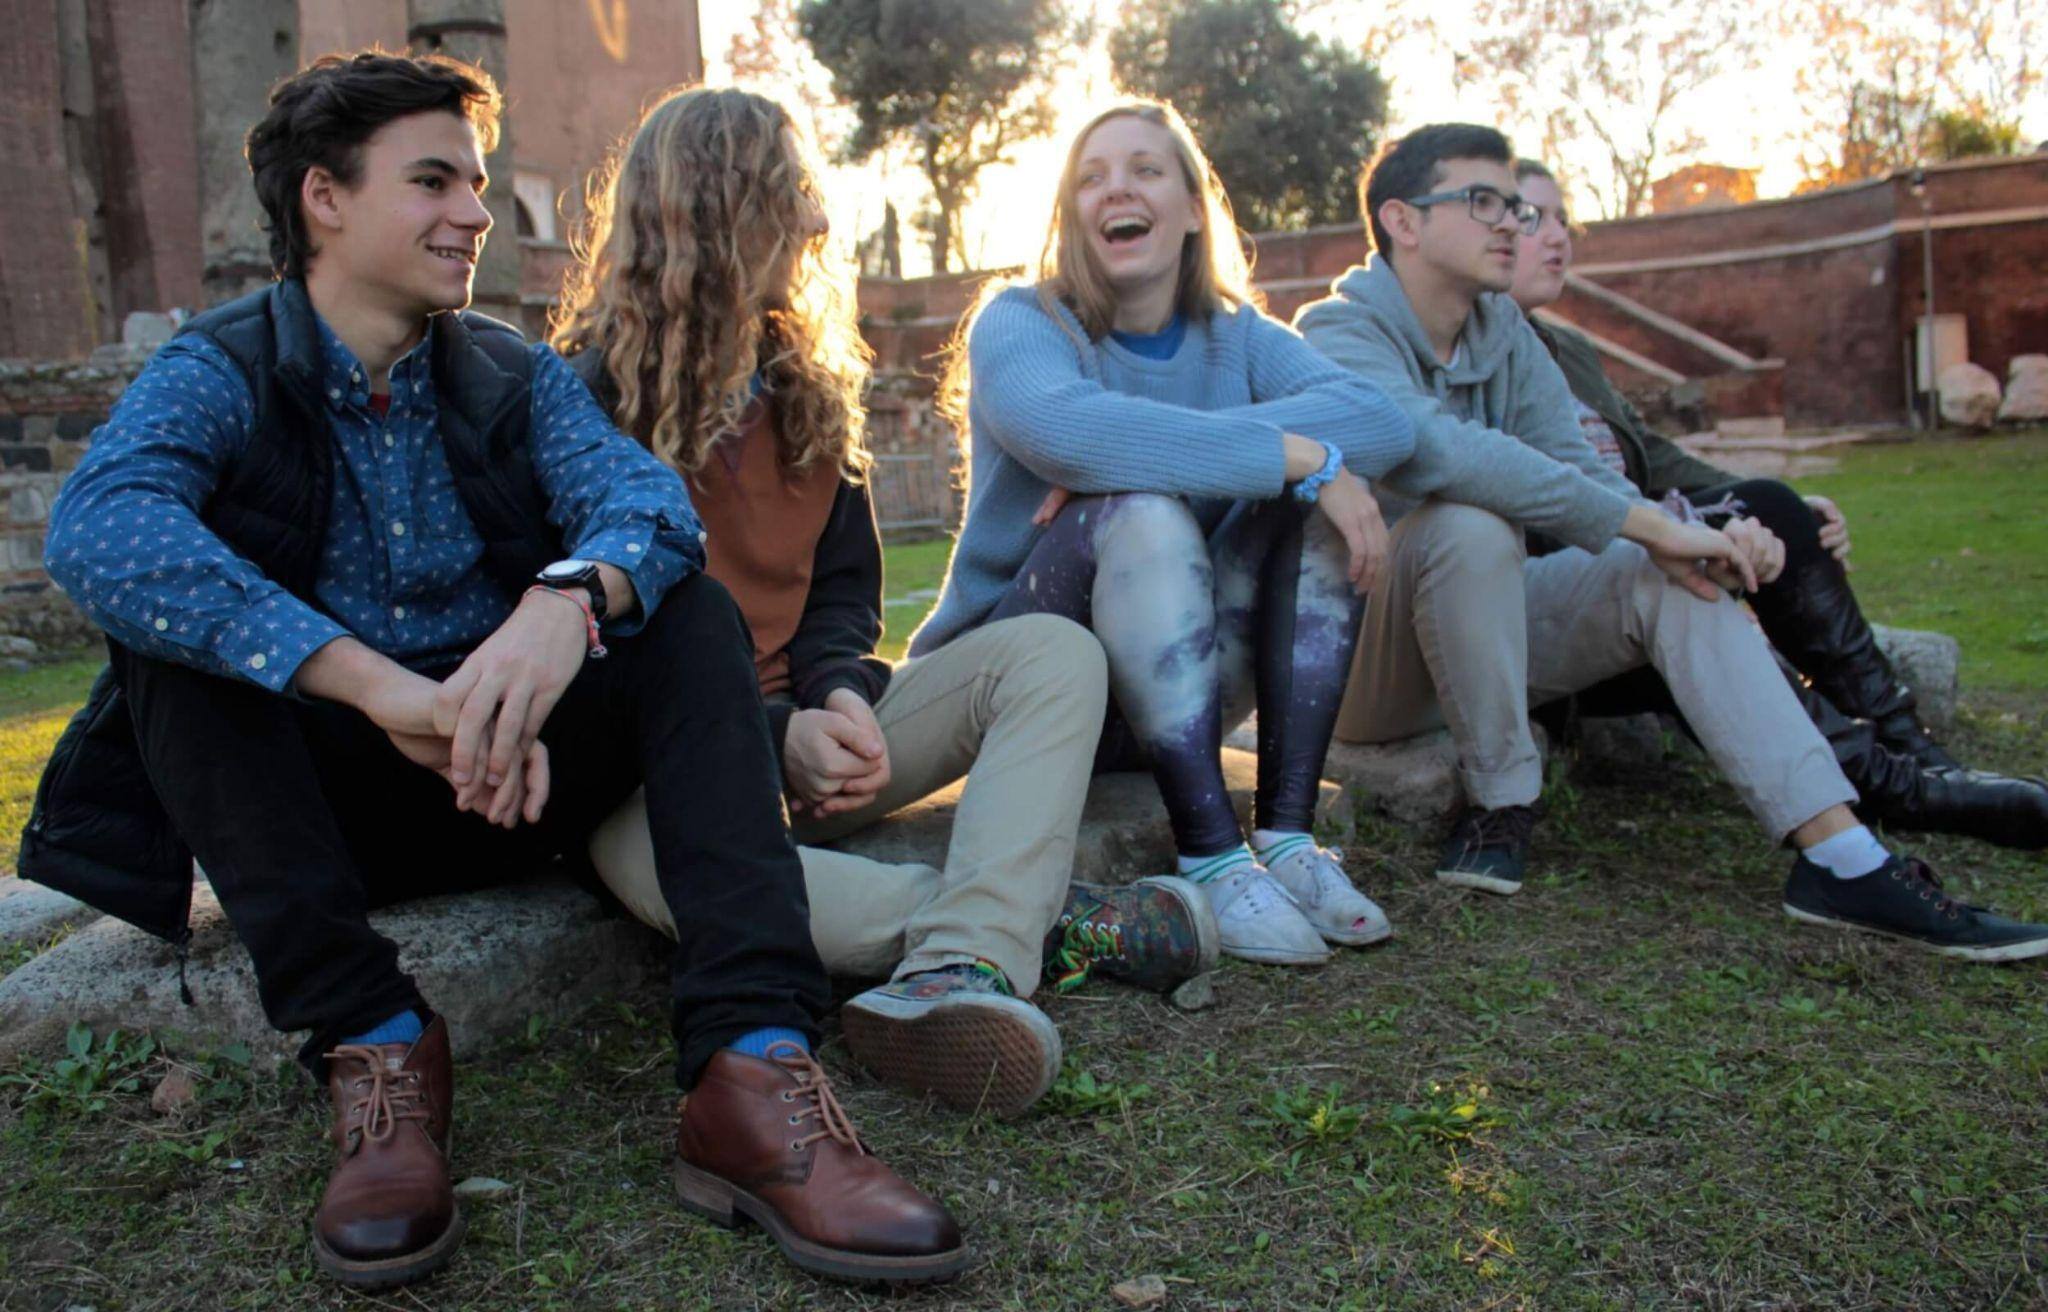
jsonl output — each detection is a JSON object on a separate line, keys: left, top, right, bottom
{"left": 984, "top": 492, "right": 1364, "bottom": 857}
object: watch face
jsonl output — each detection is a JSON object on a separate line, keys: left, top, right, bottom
{"left": 542, "top": 559, "right": 595, "bottom": 581}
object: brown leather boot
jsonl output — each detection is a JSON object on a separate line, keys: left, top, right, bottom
{"left": 311, "top": 1015, "right": 464, "bottom": 1289}
{"left": 674, "top": 1044, "right": 966, "bottom": 1283}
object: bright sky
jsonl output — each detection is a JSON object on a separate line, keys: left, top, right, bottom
{"left": 701, "top": 2, "right": 2047, "bottom": 279}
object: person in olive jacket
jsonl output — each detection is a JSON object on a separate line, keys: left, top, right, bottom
{"left": 1510, "top": 158, "right": 2045, "bottom": 851}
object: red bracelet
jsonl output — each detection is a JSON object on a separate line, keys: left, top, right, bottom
{"left": 524, "top": 584, "right": 608, "bottom": 659}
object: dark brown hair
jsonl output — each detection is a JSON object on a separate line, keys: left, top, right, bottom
{"left": 1359, "top": 123, "right": 1513, "bottom": 255}
{"left": 245, "top": 49, "right": 502, "bottom": 279}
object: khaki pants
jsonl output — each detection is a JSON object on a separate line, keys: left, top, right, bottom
{"left": 1337, "top": 501, "right": 1854, "bottom": 840}
{"left": 590, "top": 614, "right": 1108, "bottom": 996}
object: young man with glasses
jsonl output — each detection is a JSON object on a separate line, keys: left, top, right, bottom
{"left": 1292, "top": 124, "right": 2048, "bottom": 961}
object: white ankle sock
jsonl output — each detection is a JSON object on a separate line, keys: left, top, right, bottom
{"left": 1802, "top": 824, "right": 1891, "bottom": 880}
{"left": 1178, "top": 844, "right": 1256, "bottom": 884}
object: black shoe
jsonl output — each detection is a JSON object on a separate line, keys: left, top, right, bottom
{"left": 1908, "top": 768, "right": 2048, "bottom": 850}
{"left": 1783, "top": 854, "right": 2048, "bottom": 962}
{"left": 1436, "top": 805, "right": 1536, "bottom": 896}
{"left": 1781, "top": 661, "right": 2042, "bottom": 847}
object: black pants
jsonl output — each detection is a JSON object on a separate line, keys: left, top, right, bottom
{"left": 115, "top": 574, "right": 828, "bottom": 1087}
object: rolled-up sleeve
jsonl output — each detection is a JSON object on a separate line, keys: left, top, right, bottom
{"left": 525, "top": 343, "right": 706, "bottom": 631}
{"left": 43, "top": 338, "right": 349, "bottom": 693}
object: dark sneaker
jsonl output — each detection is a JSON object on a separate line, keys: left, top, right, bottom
{"left": 840, "top": 963, "right": 1061, "bottom": 1118}
{"left": 1783, "top": 854, "right": 2048, "bottom": 962}
{"left": 1436, "top": 805, "right": 1537, "bottom": 896}
{"left": 1044, "top": 876, "right": 1219, "bottom": 994}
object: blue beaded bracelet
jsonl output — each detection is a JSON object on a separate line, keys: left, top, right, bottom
{"left": 1292, "top": 441, "right": 1344, "bottom": 503}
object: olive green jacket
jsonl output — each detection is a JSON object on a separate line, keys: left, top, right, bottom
{"left": 1531, "top": 318, "right": 1735, "bottom": 498}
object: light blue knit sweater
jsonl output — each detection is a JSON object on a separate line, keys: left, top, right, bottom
{"left": 907, "top": 285, "right": 1416, "bottom": 656}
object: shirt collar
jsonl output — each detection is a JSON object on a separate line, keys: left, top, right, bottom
{"left": 314, "top": 315, "right": 436, "bottom": 414}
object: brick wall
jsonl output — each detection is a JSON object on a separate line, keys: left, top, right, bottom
{"left": 0, "top": 351, "right": 142, "bottom": 646}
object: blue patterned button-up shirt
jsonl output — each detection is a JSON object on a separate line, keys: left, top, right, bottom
{"left": 46, "top": 315, "right": 705, "bottom": 694}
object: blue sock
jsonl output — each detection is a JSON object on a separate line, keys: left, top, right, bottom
{"left": 343, "top": 1009, "right": 423, "bottom": 1047}
{"left": 726, "top": 1027, "right": 811, "bottom": 1060}
{"left": 1803, "top": 824, "right": 1892, "bottom": 880}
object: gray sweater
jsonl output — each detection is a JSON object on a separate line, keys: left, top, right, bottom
{"left": 1293, "top": 257, "right": 1645, "bottom": 552}
{"left": 909, "top": 285, "right": 1415, "bottom": 655}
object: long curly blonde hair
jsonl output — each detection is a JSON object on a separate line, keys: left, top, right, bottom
{"left": 936, "top": 100, "right": 1258, "bottom": 432}
{"left": 550, "top": 86, "right": 870, "bottom": 481}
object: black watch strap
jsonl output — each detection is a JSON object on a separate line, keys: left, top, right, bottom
{"left": 535, "top": 560, "right": 608, "bottom": 624}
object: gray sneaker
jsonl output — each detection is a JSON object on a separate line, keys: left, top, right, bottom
{"left": 840, "top": 963, "right": 1061, "bottom": 1117}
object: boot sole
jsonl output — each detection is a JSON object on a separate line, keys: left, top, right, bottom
{"left": 840, "top": 991, "right": 1061, "bottom": 1118}
{"left": 1784, "top": 903, "right": 2048, "bottom": 962}
{"left": 673, "top": 1158, "right": 968, "bottom": 1284}
{"left": 1132, "top": 875, "right": 1224, "bottom": 983}
{"left": 1436, "top": 868, "right": 1522, "bottom": 896}
{"left": 312, "top": 1206, "right": 466, "bottom": 1290}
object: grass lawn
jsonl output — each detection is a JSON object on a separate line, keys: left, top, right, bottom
{"left": 2, "top": 434, "right": 2045, "bottom": 1309}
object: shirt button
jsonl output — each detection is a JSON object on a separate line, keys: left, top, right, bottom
{"left": 328, "top": 388, "right": 341, "bottom": 400}
{"left": 697, "top": 530, "right": 708, "bottom": 543}
{"left": 384, "top": 434, "right": 395, "bottom": 447}
{"left": 626, "top": 542, "right": 642, "bottom": 553}
{"left": 249, "top": 653, "right": 267, "bottom": 671}
{"left": 391, "top": 521, "right": 407, "bottom": 537}
{"left": 153, "top": 617, "right": 168, "bottom": 631}
{"left": 393, "top": 605, "right": 407, "bottom": 620}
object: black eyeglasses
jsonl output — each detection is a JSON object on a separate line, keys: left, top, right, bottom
{"left": 1403, "top": 184, "right": 1541, "bottom": 235}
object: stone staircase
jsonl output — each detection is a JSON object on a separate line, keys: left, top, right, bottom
{"left": 0, "top": 626, "right": 1960, "bottom": 1064}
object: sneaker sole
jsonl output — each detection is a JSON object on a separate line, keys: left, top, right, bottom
{"left": 1315, "top": 919, "right": 1395, "bottom": 948}
{"left": 1218, "top": 937, "right": 1331, "bottom": 966}
{"left": 1435, "top": 868, "right": 1522, "bottom": 897}
{"left": 840, "top": 992, "right": 1061, "bottom": 1118}
{"left": 1134, "top": 875, "right": 1224, "bottom": 980}
{"left": 674, "top": 1158, "right": 968, "bottom": 1284}
{"left": 1783, "top": 903, "right": 2048, "bottom": 962}
{"left": 312, "top": 1206, "right": 466, "bottom": 1290}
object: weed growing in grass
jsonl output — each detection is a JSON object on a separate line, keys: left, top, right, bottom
{"left": 0, "top": 1023, "right": 155, "bottom": 1114}
{"left": 1044, "top": 1060, "right": 1150, "bottom": 1116}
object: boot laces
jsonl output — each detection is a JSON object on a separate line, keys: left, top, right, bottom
{"left": 766, "top": 1041, "right": 864, "bottom": 1156}
{"left": 325, "top": 1045, "right": 428, "bottom": 1149}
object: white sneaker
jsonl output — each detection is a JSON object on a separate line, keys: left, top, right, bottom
{"left": 1261, "top": 843, "right": 1393, "bottom": 947}
{"left": 1201, "top": 866, "right": 1330, "bottom": 965}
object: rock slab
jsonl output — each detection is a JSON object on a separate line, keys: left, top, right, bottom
{"left": 0, "top": 878, "right": 666, "bottom": 1066}
{"left": 0, "top": 877, "right": 99, "bottom": 950}
{"left": 1999, "top": 354, "right": 2048, "bottom": 423}
{"left": 1871, "top": 624, "right": 1960, "bottom": 735}
{"left": 1938, "top": 362, "right": 2001, "bottom": 429}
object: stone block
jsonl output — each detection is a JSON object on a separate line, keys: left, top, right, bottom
{"left": 121, "top": 311, "right": 178, "bottom": 352}
{"left": 1999, "top": 354, "right": 2048, "bottom": 423}
{"left": 834, "top": 746, "right": 1342, "bottom": 884}
{"left": 1937, "top": 362, "right": 2001, "bottom": 429}
{"left": 1576, "top": 713, "right": 1671, "bottom": 768}
{"left": 0, "top": 877, "right": 98, "bottom": 951}
{"left": 0, "top": 878, "right": 667, "bottom": 1066}
{"left": 1872, "top": 624, "right": 1959, "bottom": 735}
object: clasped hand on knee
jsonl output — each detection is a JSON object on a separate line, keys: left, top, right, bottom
{"left": 783, "top": 687, "right": 891, "bottom": 820}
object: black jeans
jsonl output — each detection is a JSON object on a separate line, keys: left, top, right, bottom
{"left": 115, "top": 573, "right": 828, "bottom": 1087}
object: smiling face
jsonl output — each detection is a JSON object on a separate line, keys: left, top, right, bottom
{"left": 1384, "top": 156, "right": 1524, "bottom": 295}
{"left": 1511, "top": 172, "right": 1571, "bottom": 311}
{"left": 1071, "top": 114, "right": 1203, "bottom": 308}
{"left": 304, "top": 109, "right": 492, "bottom": 316}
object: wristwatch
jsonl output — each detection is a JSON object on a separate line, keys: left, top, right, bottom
{"left": 534, "top": 559, "right": 608, "bottom": 624}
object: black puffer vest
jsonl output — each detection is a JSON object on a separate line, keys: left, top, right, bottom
{"left": 17, "top": 279, "right": 561, "bottom": 945}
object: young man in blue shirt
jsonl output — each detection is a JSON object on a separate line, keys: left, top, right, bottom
{"left": 25, "top": 52, "right": 961, "bottom": 1289}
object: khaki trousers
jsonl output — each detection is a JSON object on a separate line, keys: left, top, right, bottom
{"left": 590, "top": 614, "right": 1108, "bottom": 996}
{"left": 1336, "top": 501, "right": 1855, "bottom": 840}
